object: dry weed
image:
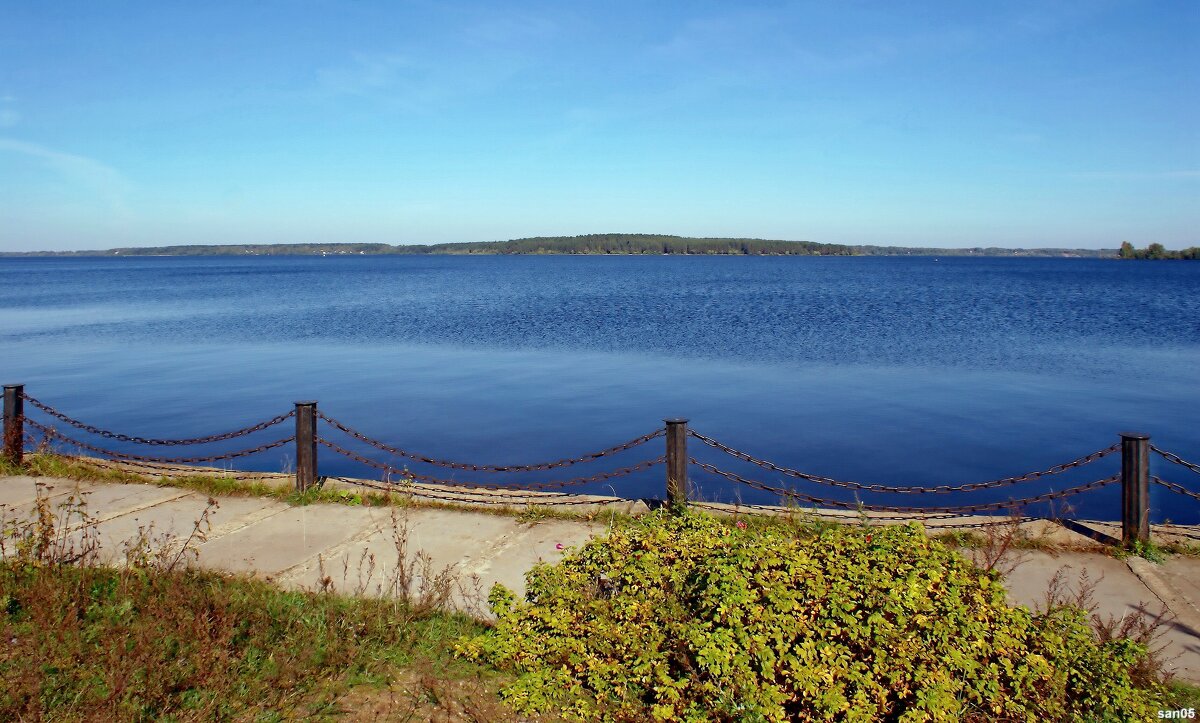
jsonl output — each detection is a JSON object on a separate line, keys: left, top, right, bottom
{"left": 316, "top": 507, "right": 484, "bottom": 618}
{"left": 121, "top": 497, "right": 219, "bottom": 573}
{"left": 1039, "top": 567, "right": 1177, "bottom": 686}
{"left": 0, "top": 481, "right": 101, "bottom": 566}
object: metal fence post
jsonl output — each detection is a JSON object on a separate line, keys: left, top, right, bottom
{"left": 295, "top": 401, "right": 317, "bottom": 492}
{"left": 3, "top": 384, "right": 24, "bottom": 466}
{"left": 665, "top": 418, "right": 688, "bottom": 509}
{"left": 1120, "top": 432, "right": 1150, "bottom": 547}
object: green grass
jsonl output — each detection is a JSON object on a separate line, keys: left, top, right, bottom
{"left": 1115, "top": 538, "right": 1171, "bottom": 563}
{"left": 930, "top": 527, "right": 1066, "bottom": 553}
{"left": 1164, "top": 681, "right": 1200, "bottom": 709}
{"left": 0, "top": 559, "right": 505, "bottom": 721}
{"left": 0, "top": 476, "right": 529, "bottom": 721}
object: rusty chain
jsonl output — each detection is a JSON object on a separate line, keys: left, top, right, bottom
{"left": 1152, "top": 476, "right": 1200, "bottom": 502}
{"left": 1152, "top": 446, "right": 1200, "bottom": 477}
{"left": 1153, "top": 522, "right": 1200, "bottom": 541}
{"left": 1157, "top": 521, "right": 1199, "bottom": 530}
{"left": 22, "top": 394, "right": 294, "bottom": 446}
{"left": 44, "top": 454, "right": 258, "bottom": 481}
{"left": 684, "top": 500, "right": 1036, "bottom": 528}
{"left": 72, "top": 455, "right": 283, "bottom": 481}
{"left": 27, "top": 419, "right": 294, "bottom": 465}
{"left": 917, "top": 516, "right": 1038, "bottom": 529}
{"left": 329, "top": 475, "right": 627, "bottom": 506}
{"left": 333, "top": 475, "right": 591, "bottom": 500}
{"left": 688, "top": 430, "right": 1118, "bottom": 494}
{"left": 317, "top": 436, "right": 662, "bottom": 491}
{"left": 685, "top": 499, "right": 960, "bottom": 521}
{"left": 318, "top": 411, "right": 663, "bottom": 472}
{"left": 689, "top": 457, "right": 1119, "bottom": 514}
{"left": 684, "top": 499, "right": 970, "bottom": 522}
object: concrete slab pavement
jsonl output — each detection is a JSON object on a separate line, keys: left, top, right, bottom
{"left": 195, "top": 502, "right": 391, "bottom": 577}
{"left": 0, "top": 475, "right": 75, "bottom": 507}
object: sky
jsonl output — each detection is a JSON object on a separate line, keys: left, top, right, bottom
{"left": 0, "top": 1, "right": 1197, "bottom": 251}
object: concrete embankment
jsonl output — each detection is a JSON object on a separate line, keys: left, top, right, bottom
{"left": 2, "top": 474, "right": 1198, "bottom": 684}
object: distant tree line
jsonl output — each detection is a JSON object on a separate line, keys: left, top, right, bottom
{"left": 1118, "top": 242, "right": 1199, "bottom": 260}
{"left": 410, "top": 234, "right": 853, "bottom": 256}
{"left": 0, "top": 234, "right": 1119, "bottom": 258}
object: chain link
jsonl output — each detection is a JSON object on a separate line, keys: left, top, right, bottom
{"left": 1152, "top": 476, "right": 1200, "bottom": 502}
{"left": 318, "top": 411, "right": 663, "bottom": 472}
{"left": 1153, "top": 522, "right": 1200, "bottom": 541}
{"left": 329, "top": 475, "right": 628, "bottom": 506}
{"left": 1152, "top": 446, "right": 1200, "bottom": 477}
{"left": 317, "top": 436, "right": 662, "bottom": 491}
{"left": 73, "top": 455, "right": 283, "bottom": 481}
{"left": 687, "top": 430, "right": 1117, "bottom": 494}
{"left": 22, "top": 394, "right": 294, "bottom": 446}
{"left": 919, "top": 517, "right": 1039, "bottom": 529}
{"left": 685, "top": 500, "right": 959, "bottom": 521}
{"left": 38, "top": 454, "right": 269, "bottom": 482}
{"left": 689, "top": 457, "right": 1118, "bottom": 514}
{"left": 685, "top": 500, "right": 970, "bottom": 522}
{"left": 27, "top": 419, "right": 294, "bottom": 465}
{"left": 684, "top": 500, "right": 1038, "bottom": 529}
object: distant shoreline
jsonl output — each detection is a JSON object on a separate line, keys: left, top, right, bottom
{"left": 0, "top": 233, "right": 1122, "bottom": 258}
{"left": 0, "top": 251, "right": 1120, "bottom": 259}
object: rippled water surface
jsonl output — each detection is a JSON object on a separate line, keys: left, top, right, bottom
{"left": 2, "top": 255, "right": 1197, "bottom": 522}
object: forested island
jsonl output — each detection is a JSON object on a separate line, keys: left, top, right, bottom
{"left": 1, "top": 233, "right": 1131, "bottom": 257}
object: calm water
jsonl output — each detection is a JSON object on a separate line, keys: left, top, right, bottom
{"left": 1, "top": 255, "right": 1197, "bottom": 523}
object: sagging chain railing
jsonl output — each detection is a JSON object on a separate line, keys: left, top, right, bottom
{"left": 315, "top": 435, "right": 664, "bottom": 493}
{"left": 5, "top": 384, "right": 298, "bottom": 475}
{"left": 3, "top": 385, "right": 669, "bottom": 508}
{"left": 688, "top": 456, "right": 1119, "bottom": 515}
{"left": 317, "top": 410, "right": 663, "bottom": 472}
{"left": 22, "top": 394, "right": 294, "bottom": 446}
{"left": 307, "top": 406, "right": 667, "bottom": 504}
{"left": 681, "top": 424, "right": 1197, "bottom": 546}
{"left": 25, "top": 419, "right": 295, "bottom": 466}
{"left": 688, "top": 430, "right": 1119, "bottom": 494}
{"left": 3, "top": 385, "right": 1197, "bottom": 545}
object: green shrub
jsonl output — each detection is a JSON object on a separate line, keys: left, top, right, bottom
{"left": 460, "top": 511, "right": 1164, "bottom": 721}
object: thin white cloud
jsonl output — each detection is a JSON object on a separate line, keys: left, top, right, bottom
{"left": 462, "top": 14, "right": 558, "bottom": 45}
{"left": 316, "top": 52, "right": 415, "bottom": 95}
{"left": 652, "top": 8, "right": 979, "bottom": 78}
{"left": 314, "top": 48, "right": 529, "bottom": 114}
{"left": 0, "top": 138, "right": 134, "bottom": 211}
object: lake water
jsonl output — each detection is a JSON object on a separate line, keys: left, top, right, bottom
{"left": 1, "top": 255, "right": 1197, "bottom": 523}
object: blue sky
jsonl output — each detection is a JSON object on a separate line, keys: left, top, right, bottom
{"left": 0, "top": 1, "right": 1196, "bottom": 251}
